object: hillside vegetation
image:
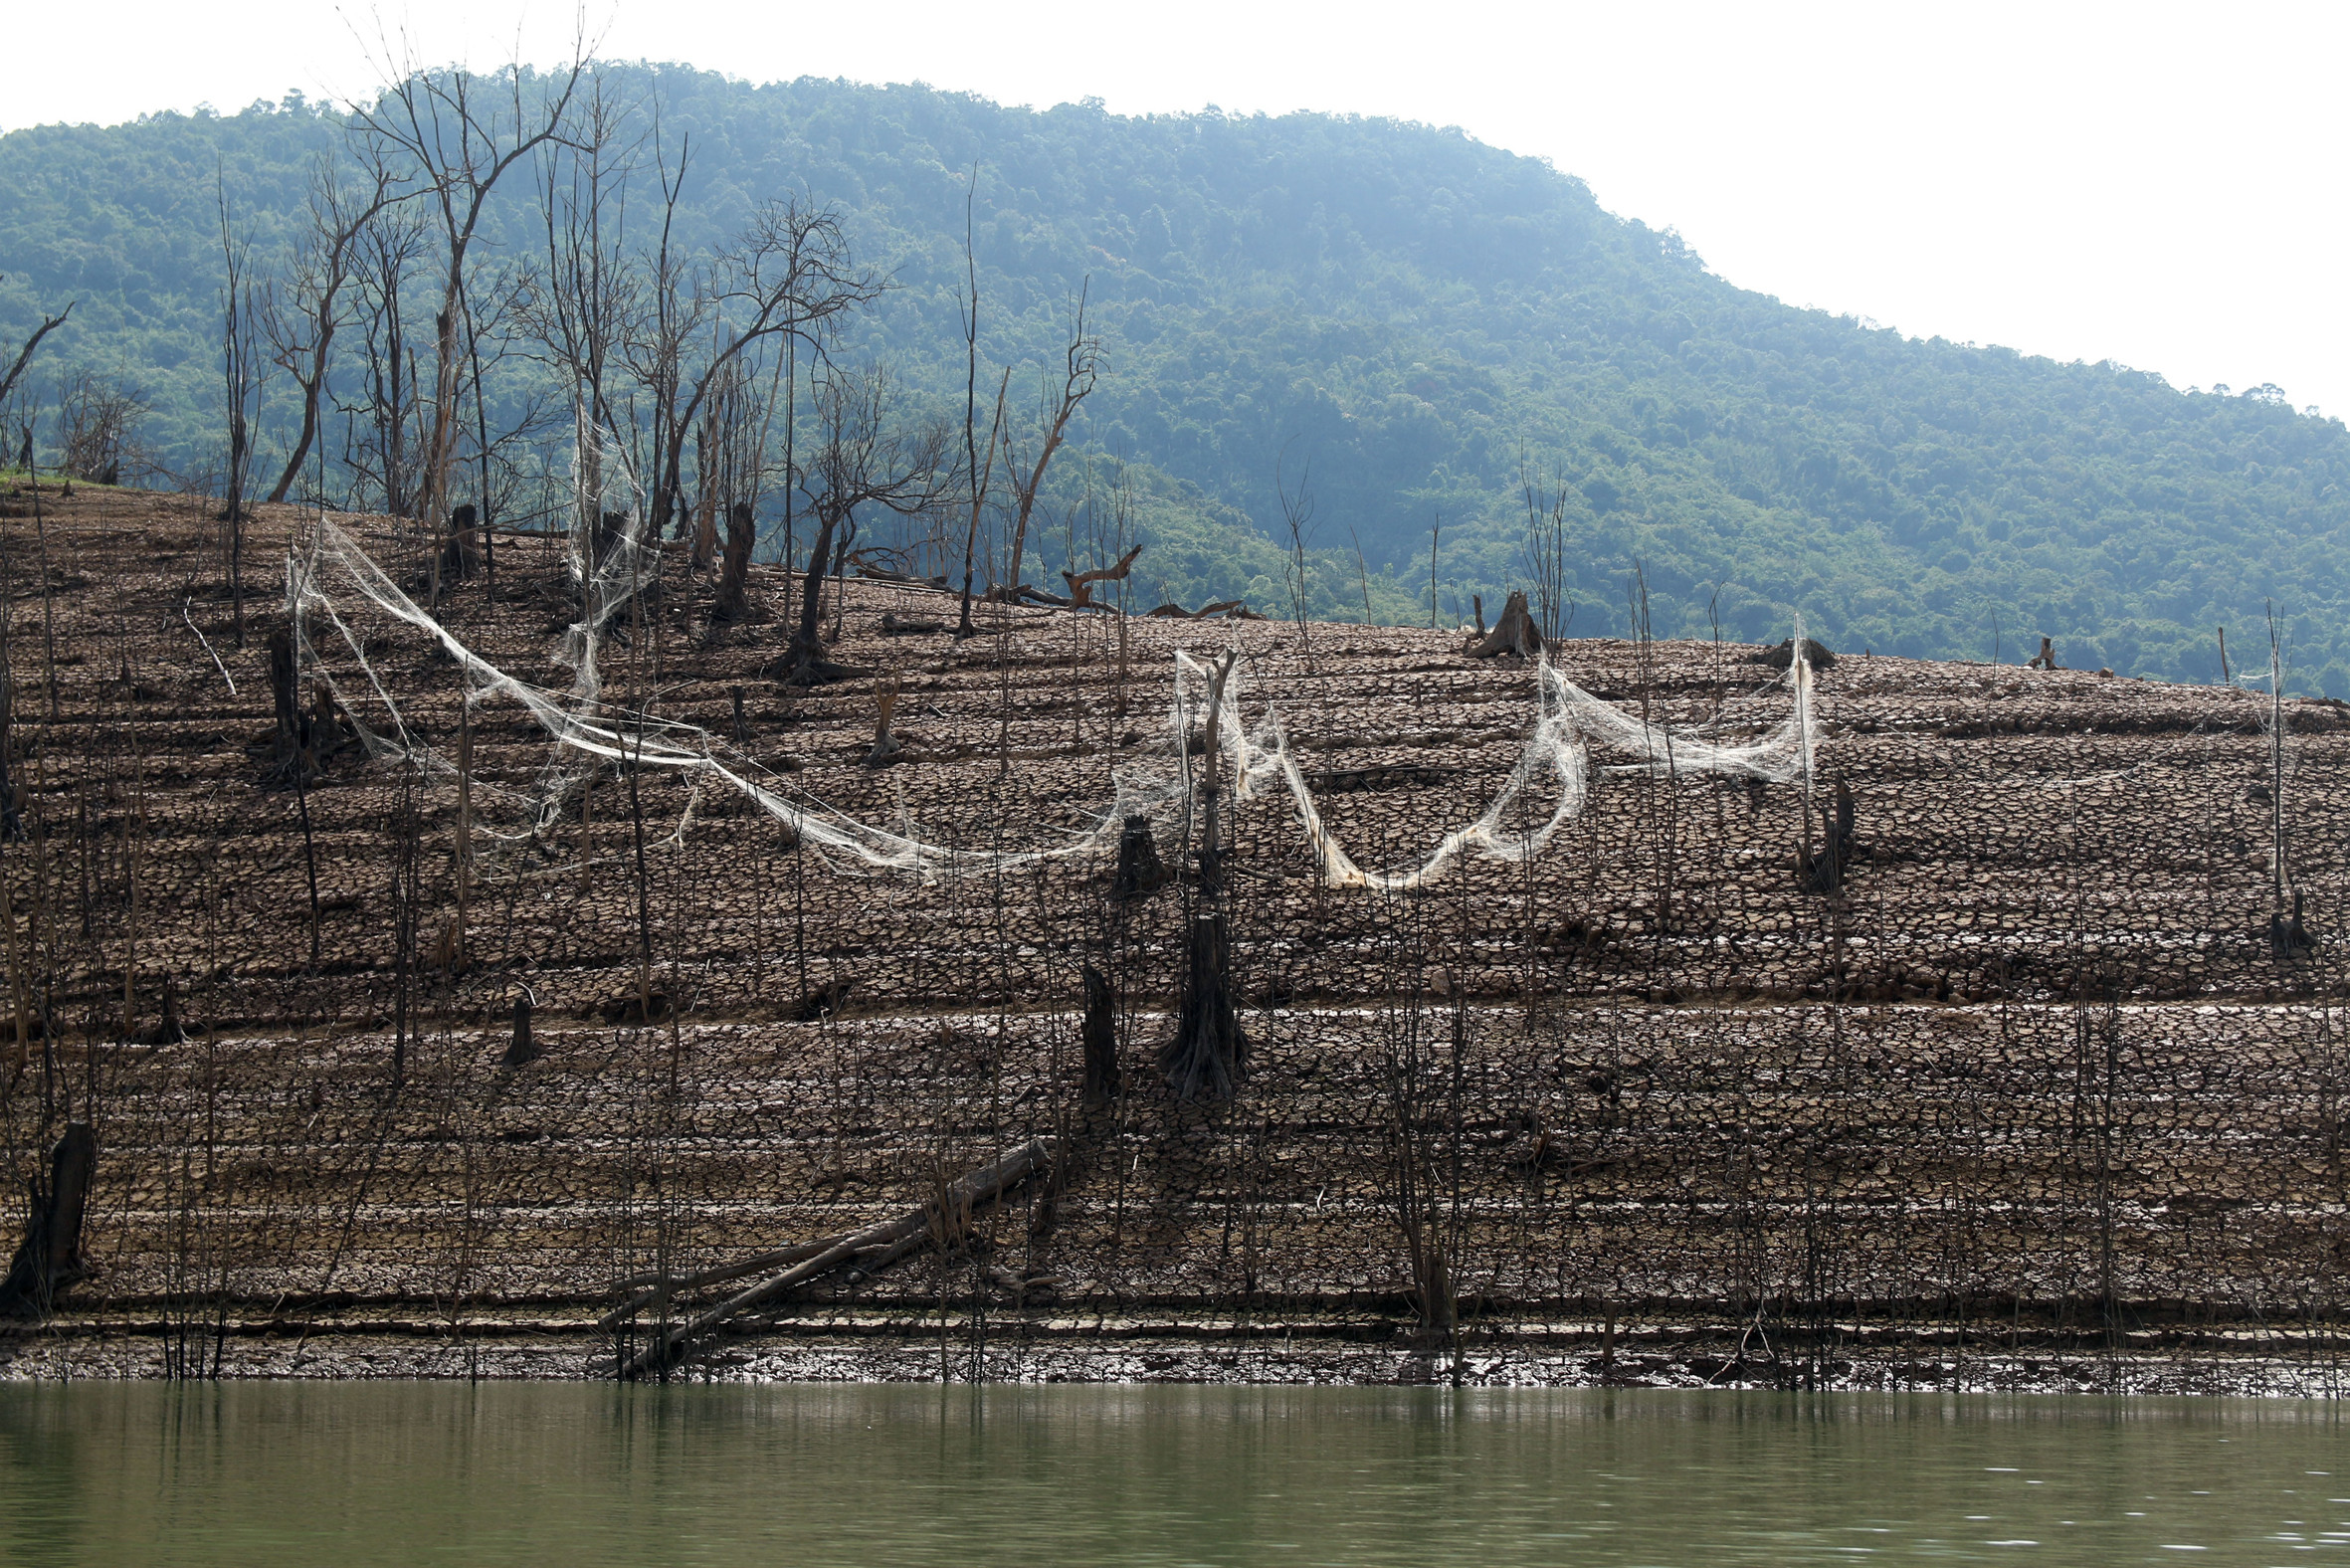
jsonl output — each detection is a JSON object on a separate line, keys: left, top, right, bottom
{"left": 4, "top": 66, "right": 2347, "bottom": 687}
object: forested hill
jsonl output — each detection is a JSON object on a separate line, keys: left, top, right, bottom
{"left": 4, "top": 66, "right": 2348, "bottom": 689}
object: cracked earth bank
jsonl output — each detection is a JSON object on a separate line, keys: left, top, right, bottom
{"left": 1, "top": 486, "right": 2346, "bottom": 1395}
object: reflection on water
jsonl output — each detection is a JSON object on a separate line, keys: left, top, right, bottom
{"left": 0, "top": 1381, "right": 2342, "bottom": 1565}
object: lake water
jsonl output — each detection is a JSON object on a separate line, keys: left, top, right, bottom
{"left": 0, "top": 1382, "right": 2341, "bottom": 1565}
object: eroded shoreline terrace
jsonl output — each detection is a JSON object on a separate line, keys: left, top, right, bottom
{"left": 0, "top": 486, "right": 2343, "bottom": 1391}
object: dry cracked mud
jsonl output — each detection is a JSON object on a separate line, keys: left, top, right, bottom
{"left": 0, "top": 483, "right": 2343, "bottom": 1393}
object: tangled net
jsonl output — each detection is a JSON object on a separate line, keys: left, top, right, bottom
{"left": 284, "top": 481, "right": 1820, "bottom": 891}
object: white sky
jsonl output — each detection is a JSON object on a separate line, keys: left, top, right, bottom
{"left": 7, "top": 0, "right": 2343, "bottom": 417}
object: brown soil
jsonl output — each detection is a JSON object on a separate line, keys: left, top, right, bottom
{"left": 0, "top": 482, "right": 2344, "bottom": 1389}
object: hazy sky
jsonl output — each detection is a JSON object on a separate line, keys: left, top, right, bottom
{"left": 7, "top": 0, "right": 2342, "bottom": 417}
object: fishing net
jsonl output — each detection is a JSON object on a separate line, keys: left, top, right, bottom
{"left": 284, "top": 489, "right": 1822, "bottom": 890}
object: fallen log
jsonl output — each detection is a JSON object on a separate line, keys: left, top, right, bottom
{"left": 848, "top": 549, "right": 948, "bottom": 591}
{"left": 980, "top": 582, "right": 1066, "bottom": 608}
{"left": 1062, "top": 542, "right": 1143, "bottom": 609}
{"left": 620, "top": 1137, "right": 1057, "bottom": 1377}
{"left": 598, "top": 1237, "right": 836, "bottom": 1331}
{"left": 1145, "top": 598, "right": 1259, "bottom": 621}
{"left": 989, "top": 582, "right": 1114, "bottom": 611}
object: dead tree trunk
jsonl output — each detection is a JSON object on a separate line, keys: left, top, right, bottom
{"left": 779, "top": 505, "right": 868, "bottom": 686}
{"left": 689, "top": 491, "right": 717, "bottom": 572}
{"left": 1080, "top": 962, "right": 1118, "bottom": 1108}
{"left": 0, "top": 673, "right": 20, "bottom": 843}
{"left": 266, "top": 625, "right": 301, "bottom": 761}
{"left": 712, "top": 502, "right": 757, "bottom": 622}
{"left": 1163, "top": 651, "right": 1245, "bottom": 1100}
{"left": 1799, "top": 780, "right": 1858, "bottom": 895}
{"left": 622, "top": 1138, "right": 1056, "bottom": 1376}
{"left": 438, "top": 502, "right": 482, "bottom": 590}
{"left": 1111, "top": 815, "right": 1167, "bottom": 899}
{"left": 2270, "top": 890, "right": 2317, "bottom": 959}
{"left": 1167, "top": 909, "right": 1245, "bottom": 1100}
{"left": 866, "top": 677, "right": 903, "bottom": 766}
{"left": 1000, "top": 289, "right": 1100, "bottom": 597}
{"left": 1467, "top": 589, "right": 1541, "bottom": 660}
{"left": 0, "top": 1122, "right": 96, "bottom": 1318}
{"left": 504, "top": 992, "right": 539, "bottom": 1066}
{"left": 592, "top": 509, "right": 628, "bottom": 572}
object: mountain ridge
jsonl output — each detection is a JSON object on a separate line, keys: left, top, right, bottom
{"left": 2, "top": 65, "right": 2345, "bottom": 688}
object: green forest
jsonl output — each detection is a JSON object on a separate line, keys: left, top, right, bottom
{"left": 3, "top": 64, "right": 2347, "bottom": 690}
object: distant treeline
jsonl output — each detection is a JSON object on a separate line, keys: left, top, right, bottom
{"left": 3, "top": 64, "right": 2348, "bottom": 688}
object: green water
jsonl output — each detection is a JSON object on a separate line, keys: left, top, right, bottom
{"left": 0, "top": 1383, "right": 2341, "bottom": 1565}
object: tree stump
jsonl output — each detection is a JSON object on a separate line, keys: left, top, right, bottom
{"left": 712, "top": 503, "right": 756, "bottom": 622}
{"left": 266, "top": 625, "right": 301, "bottom": 761}
{"left": 1111, "top": 815, "right": 1168, "bottom": 899}
{"left": 1164, "top": 907, "right": 1246, "bottom": 1100}
{"left": 0, "top": 1123, "right": 95, "bottom": 1319}
{"left": 440, "top": 502, "right": 482, "bottom": 585}
{"left": 2271, "top": 890, "right": 2317, "bottom": 959}
{"left": 1750, "top": 637, "right": 1837, "bottom": 672}
{"left": 867, "top": 678, "right": 904, "bottom": 766}
{"left": 1466, "top": 589, "right": 1540, "bottom": 660}
{"left": 1080, "top": 962, "right": 1119, "bottom": 1108}
{"left": 503, "top": 993, "right": 540, "bottom": 1067}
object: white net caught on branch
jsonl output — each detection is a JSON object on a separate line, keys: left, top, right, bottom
{"left": 1182, "top": 638, "right": 1817, "bottom": 892}
{"left": 284, "top": 511, "right": 1822, "bottom": 890}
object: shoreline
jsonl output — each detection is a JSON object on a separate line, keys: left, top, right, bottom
{"left": 7, "top": 1313, "right": 2344, "bottom": 1398}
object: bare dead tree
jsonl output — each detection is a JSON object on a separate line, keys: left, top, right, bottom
{"left": 1, "top": 381, "right": 35, "bottom": 474}
{"left": 628, "top": 124, "right": 700, "bottom": 545}
{"left": 522, "top": 72, "right": 640, "bottom": 541}
{"left": 1519, "top": 456, "right": 1572, "bottom": 643}
{"left": 957, "top": 365, "right": 1011, "bottom": 637}
{"left": 1347, "top": 524, "right": 1376, "bottom": 624}
{"left": 636, "top": 198, "right": 881, "bottom": 569}
{"left": 1378, "top": 943, "right": 1461, "bottom": 1357}
{"left": 953, "top": 168, "right": 1010, "bottom": 639}
{"left": 53, "top": 370, "right": 146, "bottom": 487}
{"left": 261, "top": 159, "right": 393, "bottom": 502}
{"left": 339, "top": 202, "right": 432, "bottom": 518}
{"left": 455, "top": 260, "right": 557, "bottom": 595}
{"left": 782, "top": 364, "right": 952, "bottom": 685}
{"left": 1275, "top": 440, "right": 1315, "bottom": 654}
{"left": 711, "top": 501, "right": 759, "bottom": 621}
{"left": 0, "top": 286, "right": 73, "bottom": 415}
{"left": 353, "top": 48, "right": 586, "bottom": 590}
{"left": 216, "top": 173, "right": 266, "bottom": 644}
{"left": 1429, "top": 510, "right": 1442, "bottom": 630}
{"left": 998, "top": 284, "right": 1099, "bottom": 597}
